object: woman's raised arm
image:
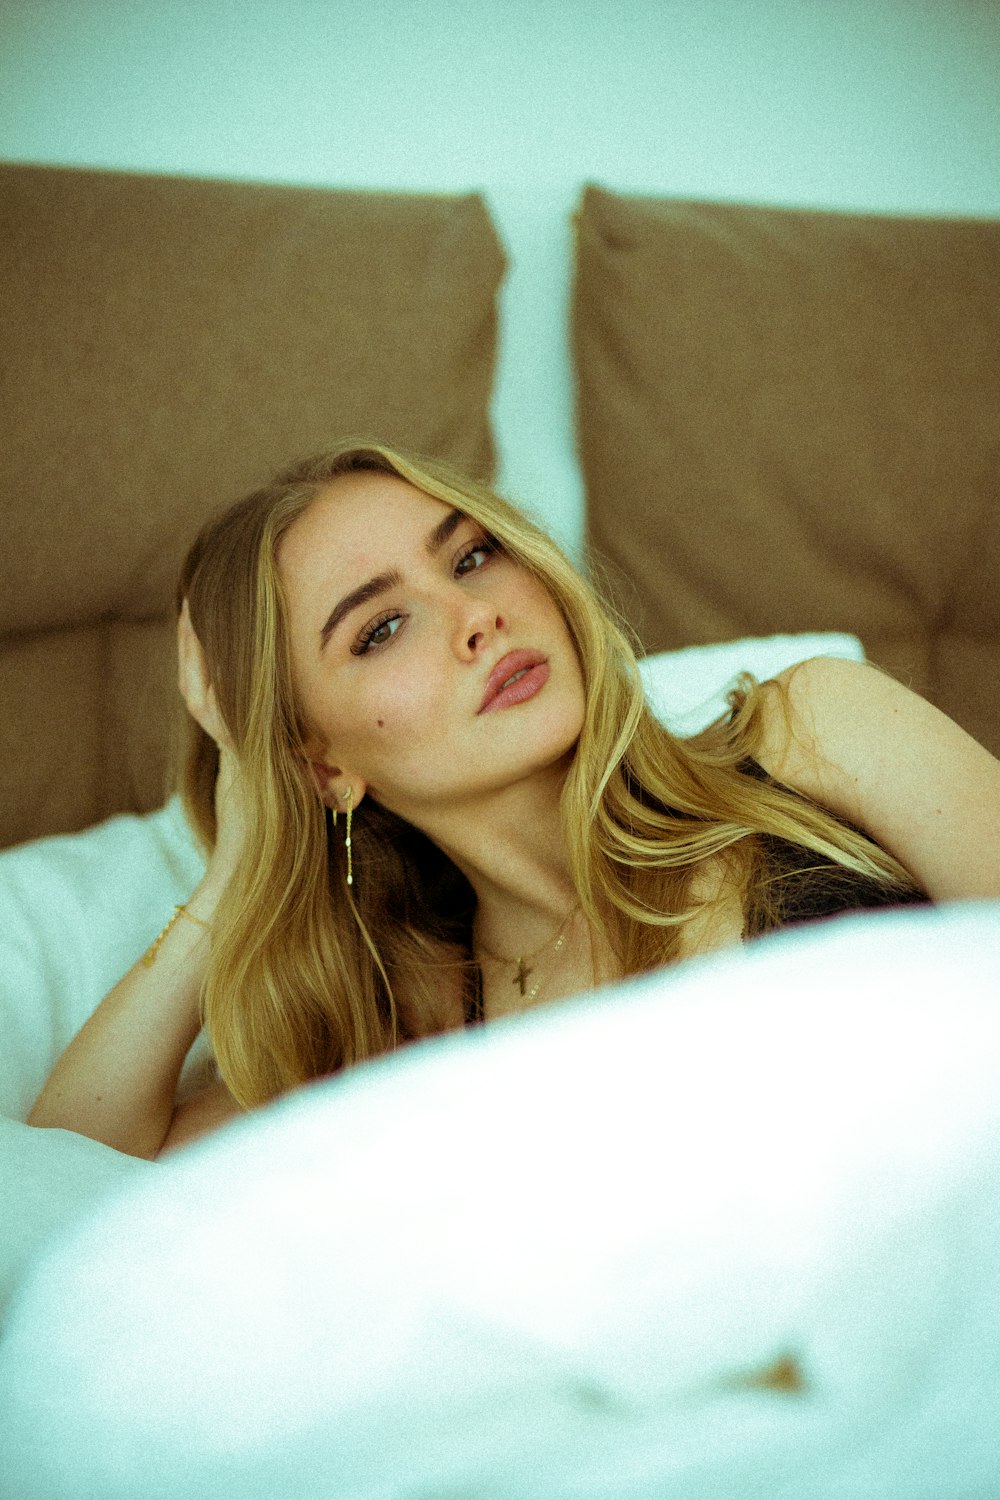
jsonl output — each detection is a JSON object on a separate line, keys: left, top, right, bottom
{"left": 27, "top": 605, "right": 248, "bottom": 1159}
{"left": 26, "top": 870, "right": 227, "bottom": 1158}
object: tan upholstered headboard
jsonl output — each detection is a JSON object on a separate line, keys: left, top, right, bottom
{"left": 0, "top": 163, "right": 505, "bottom": 850}
{"left": 572, "top": 184, "right": 1000, "bottom": 757}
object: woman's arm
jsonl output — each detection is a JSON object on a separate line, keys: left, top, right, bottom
{"left": 28, "top": 603, "right": 248, "bottom": 1159}
{"left": 755, "top": 656, "right": 1000, "bottom": 900}
{"left": 157, "top": 1072, "right": 245, "bottom": 1157}
{"left": 27, "top": 877, "right": 226, "bottom": 1159}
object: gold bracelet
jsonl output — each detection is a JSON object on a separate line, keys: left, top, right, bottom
{"left": 141, "top": 904, "right": 212, "bottom": 968}
{"left": 174, "top": 903, "right": 211, "bottom": 931}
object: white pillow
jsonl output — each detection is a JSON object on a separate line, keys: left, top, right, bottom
{"left": 638, "top": 631, "right": 866, "bottom": 736}
{"left": 1, "top": 904, "right": 998, "bottom": 1500}
{"left": 0, "top": 797, "right": 207, "bottom": 1123}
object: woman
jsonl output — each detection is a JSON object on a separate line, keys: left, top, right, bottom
{"left": 29, "top": 443, "right": 1000, "bottom": 1159}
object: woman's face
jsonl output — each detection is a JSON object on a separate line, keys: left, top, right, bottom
{"left": 277, "top": 471, "right": 587, "bottom": 827}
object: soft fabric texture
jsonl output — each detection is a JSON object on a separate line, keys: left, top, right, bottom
{"left": 0, "top": 1118, "right": 152, "bottom": 1315}
{"left": 1, "top": 903, "right": 998, "bottom": 1500}
{"left": 573, "top": 184, "right": 1000, "bottom": 757}
{"left": 0, "top": 162, "right": 505, "bottom": 849}
{"left": 635, "top": 630, "right": 864, "bottom": 736}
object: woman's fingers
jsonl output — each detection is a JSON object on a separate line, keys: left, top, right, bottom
{"left": 177, "top": 600, "right": 232, "bottom": 749}
{"left": 177, "top": 600, "right": 209, "bottom": 714}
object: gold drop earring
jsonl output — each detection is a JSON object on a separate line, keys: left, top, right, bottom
{"left": 342, "top": 786, "right": 354, "bottom": 886}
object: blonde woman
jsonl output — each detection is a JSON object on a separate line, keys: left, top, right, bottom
{"left": 29, "top": 444, "right": 1000, "bottom": 1158}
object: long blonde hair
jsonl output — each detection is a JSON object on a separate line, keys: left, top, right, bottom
{"left": 178, "top": 441, "right": 917, "bottom": 1106}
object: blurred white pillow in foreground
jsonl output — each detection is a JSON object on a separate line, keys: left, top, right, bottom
{"left": 0, "top": 900, "right": 997, "bottom": 1500}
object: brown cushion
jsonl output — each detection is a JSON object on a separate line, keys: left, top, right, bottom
{"left": 573, "top": 184, "right": 1000, "bottom": 756}
{"left": 0, "top": 163, "right": 505, "bottom": 848}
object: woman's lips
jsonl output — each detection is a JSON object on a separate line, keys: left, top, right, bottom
{"left": 478, "top": 650, "right": 550, "bottom": 713}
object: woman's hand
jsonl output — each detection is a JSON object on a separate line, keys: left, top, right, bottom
{"left": 178, "top": 597, "right": 231, "bottom": 749}
{"left": 178, "top": 600, "right": 248, "bottom": 897}
{"left": 28, "top": 600, "right": 252, "bottom": 1158}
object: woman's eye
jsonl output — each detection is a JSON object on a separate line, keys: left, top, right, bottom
{"left": 455, "top": 536, "right": 497, "bottom": 575}
{"left": 352, "top": 612, "right": 403, "bottom": 655}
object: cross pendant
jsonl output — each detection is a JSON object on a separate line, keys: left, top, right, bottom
{"left": 514, "top": 958, "right": 532, "bottom": 996}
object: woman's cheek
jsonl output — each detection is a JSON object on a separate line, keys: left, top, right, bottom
{"left": 364, "top": 677, "right": 440, "bottom": 751}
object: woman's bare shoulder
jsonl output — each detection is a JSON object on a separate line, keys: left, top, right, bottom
{"left": 755, "top": 655, "right": 1000, "bottom": 899}
{"left": 755, "top": 655, "right": 930, "bottom": 804}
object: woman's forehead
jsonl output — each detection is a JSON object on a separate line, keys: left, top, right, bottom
{"left": 277, "top": 471, "right": 468, "bottom": 610}
{"left": 284, "top": 472, "right": 448, "bottom": 554}
{"left": 314, "top": 471, "right": 455, "bottom": 534}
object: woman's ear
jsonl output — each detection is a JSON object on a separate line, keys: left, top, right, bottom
{"left": 305, "top": 757, "right": 338, "bottom": 805}
{"left": 303, "top": 753, "right": 366, "bottom": 812}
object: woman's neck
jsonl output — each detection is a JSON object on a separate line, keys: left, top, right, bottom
{"left": 419, "top": 760, "right": 579, "bottom": 956}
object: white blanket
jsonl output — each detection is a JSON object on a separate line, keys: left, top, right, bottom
{"left": 1, "top": 904, "right": 999, "bottom": 1499}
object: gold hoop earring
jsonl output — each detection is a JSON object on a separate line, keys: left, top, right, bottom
{"left": 343, "top": 786, "right": 353, "bottom": 887}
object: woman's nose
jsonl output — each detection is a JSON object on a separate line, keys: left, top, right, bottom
{"left": 455, "top": 597, "right": 506, "bottom": 658}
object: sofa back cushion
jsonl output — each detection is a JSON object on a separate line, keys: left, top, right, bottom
{"left": 573, "top": 185, "right": 1000, "bottom": 755}
{"left": 0, "top": 164, "right": 505, "bottom": 847}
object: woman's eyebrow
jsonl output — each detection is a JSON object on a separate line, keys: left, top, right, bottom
{"left": 319, "top": 569, "right": 401, "bottom": 653}
{"left": 424, "top": 506, "right": 465, "bottom": 555}
{"left": 318, "top": 508, "right": 466, "bottom": 653}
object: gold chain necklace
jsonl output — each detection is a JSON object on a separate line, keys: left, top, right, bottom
{"left": 475, "top": 905, "right": 580, "bottom": 1006}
